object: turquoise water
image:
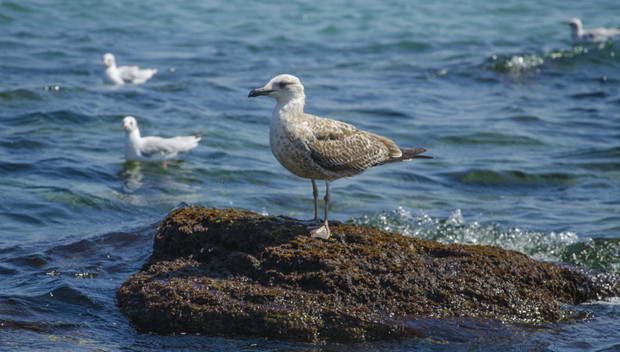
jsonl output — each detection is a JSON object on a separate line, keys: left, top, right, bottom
{"left": 1, "top": 0, "right": 619, "bottom": 350}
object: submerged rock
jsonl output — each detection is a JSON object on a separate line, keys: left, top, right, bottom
{"left": 117, "top": 206, "right": 619, "bottom": 342}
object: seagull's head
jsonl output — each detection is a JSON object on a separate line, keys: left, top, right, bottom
{"left": 103, "top": 53, "right": 116, "bottom": 68}
{"left": 248, "top": 74, "right": 305, "bottom": 103}
{"left": 563, "top": 18, "right": 582, "bottom": 30}
{"left": 122, "top": 116, "right": 139, "bottom": 134}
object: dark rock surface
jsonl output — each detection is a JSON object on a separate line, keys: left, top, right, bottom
{"left": 117, "top": 206, "right": 620, "bottom": 342}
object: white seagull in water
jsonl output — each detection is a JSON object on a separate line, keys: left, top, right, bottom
{"left": 122, "top": 116, "right": 201, "bottom": 164}
{"left": 103, "top": 53, "right": 158, "bottom": 85}
{"left": 563, "top": 18, "right": 620, "bottom": 45}
{"left": 248, "top": 74, "right": 432, "bottom": 239}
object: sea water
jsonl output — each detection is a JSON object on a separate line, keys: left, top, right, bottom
{"left": 1, "top": 0, "right": 619, "bottom": 350}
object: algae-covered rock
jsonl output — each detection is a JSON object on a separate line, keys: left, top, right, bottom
{"left": 117, "top": 206, "right": 619, "bottom": 342}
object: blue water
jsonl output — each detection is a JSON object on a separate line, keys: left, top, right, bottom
{"left": 1, "top": 0, "right": 619, "bottom": 350}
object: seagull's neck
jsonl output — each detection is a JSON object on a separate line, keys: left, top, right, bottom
{"left": 127, "top": 129, "right": 141, "bottom": 140}
{"left": 271, "top": 96, "right": 305, "bottom": 125}
{"left": 268, "top": 96, "right": 306, "bottom": 163}
{"left": 105, "top": 64, "right": 125, "bottom": 85}
{"left": 125, "top": 129, "right": 142, "bottom": 157}
{"left": 572, "top": 26, "right": 583, "bottom": 40}
{"left": 125, "top": 129, "right": 141, "bottom": 160}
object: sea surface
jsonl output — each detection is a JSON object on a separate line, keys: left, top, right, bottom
{"left": 1, "top": 0, "right": 619, "bottom": 350}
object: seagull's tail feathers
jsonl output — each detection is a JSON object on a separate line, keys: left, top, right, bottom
{"left": 170, "top": 134, "right": 201, "bottom": 152}
{"left": 380, "top": 147, "right": 433, "bottom": 165}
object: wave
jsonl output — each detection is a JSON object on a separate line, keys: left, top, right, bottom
{"left": 0, "top": 88, "right": 44, "bottom": 102}
{"left": 484, "top": 42, "right": 619, "bottom": 73}
{"left": 439, "top": 132, "right": 543, "bottom": 146}
{"left": 442, "top": 169, "right": 578, "bottom": 188}
{"left": 349, "top": 207, "right": 619, "bottom": 273}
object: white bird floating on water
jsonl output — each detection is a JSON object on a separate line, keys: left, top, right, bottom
{"left": 563, "top": 18, "right": 620, "bottom": 45}
{"left": 103, "top": 53, "right": 158, "bottom": 85}
{"left": 122, "top": 116, "right": 201, "bottom": 165}
{"left": 248, "top": 74, "right": 432, "bottom": 239}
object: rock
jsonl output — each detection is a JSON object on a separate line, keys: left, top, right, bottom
{"left": 117, "top": 206, "right": 620, "bottom": 343}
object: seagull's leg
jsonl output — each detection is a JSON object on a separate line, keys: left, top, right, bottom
{"left": 323, "top": 181, "right": 330, "bottom": 226}
{"left": 311, "top": 179, "right": 321, "bottom": 223}
{"left": 309, "top": 181, "right": 331, "bottom": 239}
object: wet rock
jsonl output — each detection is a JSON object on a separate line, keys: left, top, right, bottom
{"left": 117, "top": 206, "right": 620, "bottom": 342}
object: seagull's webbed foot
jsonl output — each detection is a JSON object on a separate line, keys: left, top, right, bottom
{"left": 307, "top": 222, "right": 330, "bottom": 240}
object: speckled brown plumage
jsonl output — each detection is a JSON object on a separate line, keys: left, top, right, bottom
{"left": 249, "top": 74, "right": 432, "bottom": 238}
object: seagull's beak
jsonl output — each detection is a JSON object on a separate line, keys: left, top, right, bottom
{"left": 123, "top": 124, "right": 128, "bottom": 130}
{"left": 248, "top": 87, "right": 274, "bottom": 98}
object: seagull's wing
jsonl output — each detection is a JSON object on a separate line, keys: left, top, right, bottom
{"left": 132, "top": 68, "right": 157, "bottom": 84}
{"left": 304, "top": 114, "right": 401, "bottom": 174}
{"left": 583, "top": 28, "right": 620, "bottom": 42}
{"left": 116, "top": 65, "right": 157, "bottom": 84}
{"left": 117, "top": 65, "right": 142, "bottom": 82}
{"left": 138, "top": 136, "right": 178, "bottom": 158}
{"left": 137, "top": 135, "right": 198, "bottom": 159}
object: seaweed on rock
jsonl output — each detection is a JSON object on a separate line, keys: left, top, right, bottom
{"left": 117, "top": 206, "right": 620, "bottom": 342}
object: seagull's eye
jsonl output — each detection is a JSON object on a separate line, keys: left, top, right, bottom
{"left": 279, "top": 81, "right": 288, "bottom": 89}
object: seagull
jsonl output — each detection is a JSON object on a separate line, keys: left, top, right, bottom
{"left": 103, "top": 53, "right": 158, "bottom": 85}
{"left": 122, "top": 116, "right": 201, "bottom": 165}
{"left": 248, "top": 74, "right": 432, "bottom": 239}
{"left": 563, "top": 18, "right": 620, "bottom": 45}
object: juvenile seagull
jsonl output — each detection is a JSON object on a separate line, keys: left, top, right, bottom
{"left": 248, "top": 74, "right": 432, "bottom": 239}
{"left": 103, "top": 53, "right": 158, "bottom": 85}
{"left": 122, "top": 116, "right": 201, "bottom": 164}
{"left": 563, "top": 18, "right": 620, "bottom": 45}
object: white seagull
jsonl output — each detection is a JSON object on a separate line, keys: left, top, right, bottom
{"left": 248, "top": 74, "right": 432, "bottom": 239}
{"left": 103, "top": 53, "right": 158, "bottom": 85}
{"left": 563, "top": 18, "right": 620, "bottom": 45}
{"left": 122, "top": 116, "right": 201, "bottom": 164}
